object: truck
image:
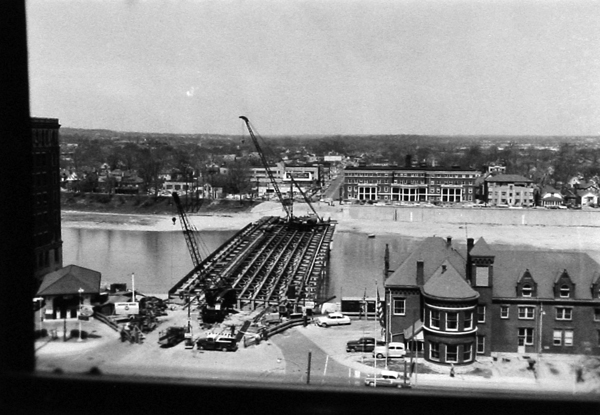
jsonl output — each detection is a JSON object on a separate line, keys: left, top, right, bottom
{"left": 158, "top": 326, "right": 186, "bottom": 347}
{"left": 196, "top": 332, "right": 238, "bottom": 352}
{"left": 346, "top": 337, "right": 376, "bottom": 353}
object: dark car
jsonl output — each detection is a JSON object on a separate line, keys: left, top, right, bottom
{"left": 196, "top": 333, "right": 238, "bottom": 352}
{"left": 346, "top": 336, "right": 376, "bottom": 352}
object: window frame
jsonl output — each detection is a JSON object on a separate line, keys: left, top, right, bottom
{"left": 463, "top": 343, "right": 473, "bottom": 362}
{"left": 500, "top": 305, "right": 509, "bottom": 319}
{"left": 429, "top": 342, "right": 440, "bottom": 361}
{"left": 555, "top": 307, "right": 573, "bottom": 321}
{"left": 464, "top": 311, "right": 473, "bottom": 330}
{"left": 430, "top": 309, "right": 440, "bottom": 329}
{"left": 518, "top": 327, "right": 534, "bottom": 346}
{"left": 392, "top": 298, "right": 406, "bottom": 315}
{"left": 521, "top": 284, "right": 532, "bottom": 297}
{"left": 446, "top": 344, "right": 458, "bottom": 363}
{"left": 446, "top": 311, "right": 459, "bottom": 331}
{"left": 477, "top": 305, "right": 486, "bottom": 323}
{"left": 518, "top": 306, "right": 535, "bottom": 320}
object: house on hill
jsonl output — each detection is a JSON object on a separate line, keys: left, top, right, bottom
{"left": 36, "top": 265, "right": 101, "bottom": 320}
{"left": 384, "top": 236, "right": 600, "bottom": 366}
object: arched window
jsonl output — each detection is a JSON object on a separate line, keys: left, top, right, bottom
{"left": 559, "top": 284, "right": 570, "bottom": 298}
{"left": 522, "top": 284, "right": 532, "bottom": 297}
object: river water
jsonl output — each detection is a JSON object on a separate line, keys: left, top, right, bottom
{"left": 62, "top": 227, "right": 426, "bottom": 300}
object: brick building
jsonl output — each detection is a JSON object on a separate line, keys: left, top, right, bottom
{"left": 484, "top": 174, "right": 535, "bottom": 207}
{"left": 384, "top": 236, "right": 600, "bottom": 365}
{"left": 343, "top": 166, "right": 481, "bottom": 203}
{"left": 32, "top": 117, "right": 63, "bottom": 285}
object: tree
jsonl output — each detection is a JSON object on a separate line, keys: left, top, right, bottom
{"left": 224, "top": 159, "right": 252, "bottom": 196}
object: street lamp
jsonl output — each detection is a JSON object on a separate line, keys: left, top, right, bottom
{"left": 77, "top": 288, "right": 84, "bottom": 342}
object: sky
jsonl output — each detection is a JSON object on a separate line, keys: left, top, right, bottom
{"left": 26, "top": 0, "right": 600, "bottom": 136}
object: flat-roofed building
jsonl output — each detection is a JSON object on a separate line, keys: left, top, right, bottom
{"left": 32, "top": 117, "right": 63, "bottom": 285}
{"left": 485, "top": 174, "right": 535, "bottom": 207}
{"left": 343, "top": 166, "right": 481, "bottom": 203}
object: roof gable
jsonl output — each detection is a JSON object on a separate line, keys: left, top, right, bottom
{"left": 422, "top": 261, "right": 479, "bottom": 300}
{"left": 386, "top": 237, "right": 466, "bottom": 287}
{"left": 37, "top": 265, "right": 101, "bottom": 296}
{"left": 470, "top": 237, "right": 493, "bottom": 257}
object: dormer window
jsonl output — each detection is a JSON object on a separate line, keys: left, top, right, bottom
{"left": 554, "top": 269, "right": 574, "bottom": 299}
{"left": 518, "top": 269, "right": 537, "bottom": 297}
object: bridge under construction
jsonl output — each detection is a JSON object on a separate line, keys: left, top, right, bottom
{"left": 168, "top": 216, "right": 336, "bottom": 312}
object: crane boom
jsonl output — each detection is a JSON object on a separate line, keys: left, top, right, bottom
{"left": 172, "top": 192, "right": 202, "bottom": 268}
{"left": 239, "top": 116, "right": 293, "bottom": 221}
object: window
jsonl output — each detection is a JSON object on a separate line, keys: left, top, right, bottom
{"left": 446, "top": 312, "right": 458, "bottom": 330}
{"left": 553, "top": 329, "right": 562, "bottom": 346}
{"left": 559, "top": 284, "right": 570, "bottom": 298}
{"left": 477, "top": 305, "right": 486, "bottom": 323}
{"left": 518, "top": 328, "right": 534, "bottom": 346}
{"left": 393, "top": 298, "right": 405, "bottom": 315}
{"left": 555, "top": 307, "right": 572, "bottom": 321}
{"left": 522, "top": 284, "right": 532, "bottom": 297}
{"left": 518, "top": 306, "right": 535, "bottom": 320}
{"left": 430, "top": 342, "right": 440, "bottom": 361}
{"left": 500, "top": 305, "right": 509, "bottom": 319}
{"left": 430, "top": 310, "right": 440, "bottom": 329}
{"left": 446, "top": 344, "right": 458, "bottom": 363}
{"left": 477, "top": 336, "right": 485, "bottom": 354}
{"left": 594, "top": 308, "right": 600, "bottom": 322}
{"left": 564, "top": 330, "right": 573, "bottom": 346}
{"left": 464, "top": 311, "right": 473, "bottom": 330}
{"left": 463, "top": 343, "right": 473, "bottom": 362}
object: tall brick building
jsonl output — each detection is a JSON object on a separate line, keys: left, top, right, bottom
{"left": 31, "top": 117, "right": 63, "bottom": 285}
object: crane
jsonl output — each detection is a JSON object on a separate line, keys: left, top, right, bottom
{"left": 172, "top": 191, "right": 202, "bottom": 268}
{"left": 239, "top": 116, "right": 321, "bottom": 222}
{"left": 172, "top": 191, "right": 229, "bottom": 324}
{"left": 239, "top": 116, "right": 294, "bottom": 221}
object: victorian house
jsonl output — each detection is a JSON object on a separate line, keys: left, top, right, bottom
{"left": 384, "top": 236, "right": 600, "bottom": 366}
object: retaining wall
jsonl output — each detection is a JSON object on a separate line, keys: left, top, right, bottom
{"left": 345, "top": 206, "right": 600, "bottom": 227}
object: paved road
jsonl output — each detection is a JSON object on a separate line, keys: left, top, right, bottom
{"left": 270, "top": 326, "right": 363, "bottom": 387}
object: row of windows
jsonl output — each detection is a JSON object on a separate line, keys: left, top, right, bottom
{"left": 429, "top": 342, "right": 474, "bottom": 363}
{"left": 521, "top": 283, "right": 572, "bottom": 298}
{"left": 501, "top": 305, "right": 600, "bottom": 321}
{"left": 346, "top": 172, "right": 478, "bottom": 179}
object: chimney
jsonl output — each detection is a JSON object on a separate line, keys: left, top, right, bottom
{"left": 416, "top": 260, "right": 424, "bottom": 286}
{"left": 467, "top": 238, "right": 474, "bottom": 283}
{"left": 446, "top": 236, "right": 452, "bottom": 248}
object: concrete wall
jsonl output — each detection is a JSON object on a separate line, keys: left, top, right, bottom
{"left": 345, "top": 206, "right": 600, "bottom": 227}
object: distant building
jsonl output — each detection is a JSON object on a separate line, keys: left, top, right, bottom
{"left": 32, "top": 117, "right": 63, "bottom": 285}
{"left": 342, "top": 166, "right": 481, "bottom": 203}
{"left": 384, "top": 236, "right": 600, "bottom": 365}
{"left": 484, "top": 174, "right": 535, "bottom": 207}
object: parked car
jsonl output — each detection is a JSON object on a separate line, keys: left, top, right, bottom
{"left": 372, "top": 342, "right": 406, "bottom": 359}
{"left": 196, "top": 333, "right": 238, "bottom": 352}
{"left": 346, "top": 336, "right": 376, "bottom": 352}
{"left": 315, "top": 312, "right": 351, "bottom": 327}
{"left": 364, "top": 370, "right": 402, "bottom": 387}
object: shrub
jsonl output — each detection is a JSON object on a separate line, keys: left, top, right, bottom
{"left": 70, "top": 329, "right": 88, "bottom": 339}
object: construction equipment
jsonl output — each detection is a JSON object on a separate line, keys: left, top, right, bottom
{"left": 172, "top": 192, "right": 202, "bottom": 268}
{"left": 171, "top": 191, "right": 234, "bottom": 324}
{"left": 240, "top": 116, "right": 321, "bottom": 222}
{"left": 239, "top": 116, "right": 294, "bottom": 221}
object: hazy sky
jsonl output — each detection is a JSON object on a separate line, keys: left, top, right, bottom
{"left": 26, "top": 0, "right": 600, "bottom": 136}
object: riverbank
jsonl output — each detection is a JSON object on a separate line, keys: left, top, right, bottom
{"left": 62, "top": 201, "right": 600, "bottom": 263}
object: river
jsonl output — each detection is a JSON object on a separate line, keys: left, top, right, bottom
{"left": 62, "top": 227, "right": 426, "bottom": 300}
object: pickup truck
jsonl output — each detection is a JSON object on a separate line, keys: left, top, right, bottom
{"left": 346, "top": 337, "right": 376, "bottom": 352}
